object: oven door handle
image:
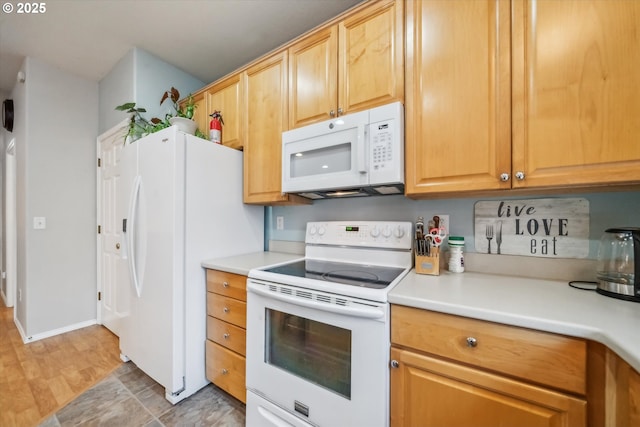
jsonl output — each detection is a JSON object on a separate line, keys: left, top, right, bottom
{"left": 248, "top": 283, "right": 385, "bottom": 319}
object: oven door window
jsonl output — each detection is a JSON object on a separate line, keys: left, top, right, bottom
{"left": 266, "top": 308, "right": 351, "bottom": 399}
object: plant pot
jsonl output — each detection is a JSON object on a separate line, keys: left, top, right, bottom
{"left": 169, "top": 117, "right": 197, "bottom": 135}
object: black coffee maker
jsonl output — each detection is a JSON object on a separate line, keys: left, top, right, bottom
{"left": 596, "top": 228, "right": 640, "bottom": 302}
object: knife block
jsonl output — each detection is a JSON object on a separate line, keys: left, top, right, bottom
{"left": 415, "top": 249, "right": 440, "bottom": 276}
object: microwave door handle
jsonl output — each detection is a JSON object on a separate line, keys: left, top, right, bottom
{"left": 357, "top": 124, "right": 367, "bottom": 174}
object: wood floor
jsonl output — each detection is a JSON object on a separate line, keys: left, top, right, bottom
{"left": 0, "top": 301, "right": 122, "bottom": 427}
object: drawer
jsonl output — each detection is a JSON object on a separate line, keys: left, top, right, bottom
{"left": 206, "top": 269, "right": 247, "bottom": 301}
{"left": 207, "top": 293, "right": 247, "bottom": 328}
{"left": 391, "top": 305, "right": 587, "bottom": 395}
{"left": 206, "top": 340, "right": 246, "bottom": 403}
{"left": 207, "top": 316, "right": 246, "bottom": 356}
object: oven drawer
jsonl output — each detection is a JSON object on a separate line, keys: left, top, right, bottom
{"left": 207, "top": 293, "right": 247, "bottom": 328}
{"left": 391, "top": 305, "right": 587, "bottom": 395}
{"left": 206, "top": 270, "right": 247, "bottom": 301}
{"left": 206, "top": 340, "right": 246, "bottom": 403}
{"left": 207, "top": 316, "right": 246, "bottom": 356}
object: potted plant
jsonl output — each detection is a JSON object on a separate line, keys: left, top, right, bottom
{"left": 115, "top": 87, "right": 206, "bottom": 142}
{"left": 159, "top": 87, "right": 198, "bottom": 135}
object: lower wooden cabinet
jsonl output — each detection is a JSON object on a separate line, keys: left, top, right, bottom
{"left": 390, "top": 305, "right": 587, "bottom": 427}
{"left": 206, "top": 340, "right": 246, "bottom": 403}
{"left": 390, "top": 347, "right": 586, "bottom": 427}
{"left": 205, "top": 269, "right": 248, "bottom": 403}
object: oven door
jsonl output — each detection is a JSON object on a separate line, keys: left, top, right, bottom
{"left": 282, "top": 110, "right": 369, "bottom": 194}
{"left": 246, "top": 279, "right": 390, "bottom": 427}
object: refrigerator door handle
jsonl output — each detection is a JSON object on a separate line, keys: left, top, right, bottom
{"left": 127, "top": 175, "right": 143, "bottom": 298}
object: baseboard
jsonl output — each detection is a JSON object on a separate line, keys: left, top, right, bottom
{"left": 18, "top": 318, "right": 98, "bottom": 344}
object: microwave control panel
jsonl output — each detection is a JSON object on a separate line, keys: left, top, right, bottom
{"left": 368, "top": 102, "right": 404, "bottom": 185}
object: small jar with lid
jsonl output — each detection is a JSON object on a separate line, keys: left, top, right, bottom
{"left": 448, "top": 236, "right": 465, "bottom": 273}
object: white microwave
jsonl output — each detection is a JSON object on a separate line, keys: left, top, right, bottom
{"left": 282, "top": 102, "right": 404, "bottom": 199}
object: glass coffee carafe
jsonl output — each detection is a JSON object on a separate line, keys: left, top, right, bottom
{"left": 596, "top": 228, "right": 640, "bottom": 302}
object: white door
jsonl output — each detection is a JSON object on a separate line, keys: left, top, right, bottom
{"left": 97, "top": 120, "right": 129, "bottom": 336}
{"left": 3, "top": 139, "right": 16, "bottom": 308}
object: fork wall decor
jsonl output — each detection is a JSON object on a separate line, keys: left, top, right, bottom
{"left": 473, "top": 198, "right": 590, "bottom": 258}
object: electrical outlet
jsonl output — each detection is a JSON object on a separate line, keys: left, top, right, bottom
{"left": 276, "top": 216, "right": 284, "bottom": 230}
{"left": 33, "top": 216, "right": 46, "bottom": 229}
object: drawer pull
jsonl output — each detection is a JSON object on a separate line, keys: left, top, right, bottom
{"left": 466, "top": 337, "right": 478, "bottom": 348}
{"left": 222, "top": 369, "right": 229, "bottom": 375}
{"left": 223, "top": 307, "right": 229, "bottom": 313}
{"left": 223, "top": 333, "right": 230, "bottom": 340}
{"left": 223, "top": 281, "right": 229, "bottom": 288}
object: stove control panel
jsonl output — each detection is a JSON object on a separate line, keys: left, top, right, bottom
{"left": 306, "top": 221, "right": 412, "bottom": 249}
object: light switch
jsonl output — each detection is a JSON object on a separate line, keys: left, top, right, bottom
{"left": 33, "top": 217, "right": 46, "bottom": 229}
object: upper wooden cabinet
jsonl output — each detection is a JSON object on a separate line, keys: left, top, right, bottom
{"left": 405, "top": 0, "right": 511, "bottom": 195}
{"left": 206, "top": 73, "right": 244, "bottom": 150}
{"left": 511, "top": 0, "right": 640, "bottom": 189}
{"left": 405, "top": 0, "right": 640, "bottom": 197}
{"left": 288, "top": 0, "right": 404, "bottom": 129}
{"left": 243, "top": 51, "right": 311, "bottom": 205}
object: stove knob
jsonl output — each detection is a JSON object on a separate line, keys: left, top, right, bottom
{"left": 394, "top": 225, "right": 406, "bottom": 238}
{"left": 309, "top": 225, "right": 317, "bottom": 235}
{"left": 318, "top": 226, "right": 326, "bottom": 236}
{"left": 382, "top": 226, "right": 392, "bottom": 238}
{"left": 371, "top": 226, "right": 380, "bottom": 237}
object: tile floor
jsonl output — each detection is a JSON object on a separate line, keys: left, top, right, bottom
{"left": 38, "top": 362, "right": 245, "bottom": 426}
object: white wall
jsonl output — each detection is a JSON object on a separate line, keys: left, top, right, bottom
{"left": 13, "top": 57, "right": 99, "bottom": 338}
{"left": 99, "top": 47, "right": 204, "bottom": 133}
{"left": 133, "top": 48, "right": 204, "bottom": 122}
{"left": 98, "top": 49, "right": 134, "bottom": 134}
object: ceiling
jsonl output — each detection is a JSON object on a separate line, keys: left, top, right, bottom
{"left": 0, "top": 0, "right": 363, "bottom": 94}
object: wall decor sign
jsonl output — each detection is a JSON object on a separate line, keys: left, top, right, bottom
{"left": 474, "top": 198, "right": 589, "bottom": 258}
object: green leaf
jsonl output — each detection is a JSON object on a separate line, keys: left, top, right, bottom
{"left": 115, "top": 102, "right": 136, "bottom": 111}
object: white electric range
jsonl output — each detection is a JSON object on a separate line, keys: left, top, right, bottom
{"left": 246, "top": 221, "right": 413, "bottom": 427}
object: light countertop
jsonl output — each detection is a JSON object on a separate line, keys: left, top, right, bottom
{"left": 201, "top": 251, "right": 302, "bottom": 276}
{"left": 201, "top": 252, "right": 640, "bottom": 373}
{"left": 389, "top": 271, "right": 640, "bottom": 373}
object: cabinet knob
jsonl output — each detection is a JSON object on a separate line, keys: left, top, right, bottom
{"left": 222, "top": 281, "right": 229, "bottom": 288}
{"left": 466, "top": 337, "right": 478, "bottom": 348}
{"left": 515, "top": 171, "right": 526, "bottom": 180}
{"left": 223, "top": 307, "right": 229, "bottom": 313}
{"left": 223, "top": 333, "right": 230, "bottom": 340}
{"left": 390, "top": 360, "right": 400, "bottom": 368}
{"left": 222, "top": 369, "right": 229, "bottom": 375}
{"left": 329, "top": 110, "right": 335, "bottom": 117}
{"left": 500, "top": 173, "right": 510, "bottom": 182}
{"left": 337, "top": 107, "right": 343, "bottom": 116}
{"left": 115, "top": 243, "right": 121, "bottom": 249}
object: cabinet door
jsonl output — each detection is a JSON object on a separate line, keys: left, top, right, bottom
{"left": 288, "top": 26, "right": 338, "bottom": 129}
{"left": 244, "top": 51, "right": 311, "bottom": 205}
{"left": 404, "top": 0, "right": 512, "bottom": 196}
{"left": 339, "top": 0, "right": 404, "bottom": 114}
{"left": 207, "top": 73, "right": 244, "bottom": 150}
{"left": 390, "top": 347, "right": 587, "bottom": 427}
{"left": 244, "top": 51, "right": 290, "bottom": 204}
{"left": 512, "top": 0, "right": 640, "bottom": 188}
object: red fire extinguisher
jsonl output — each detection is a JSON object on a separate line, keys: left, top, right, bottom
{"left": 209, "top": 111, "right": 223, "bottom": 144}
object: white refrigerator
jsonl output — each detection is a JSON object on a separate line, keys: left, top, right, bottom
{"left": 118, "top": 126, "right": 264, "bottom": 404}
